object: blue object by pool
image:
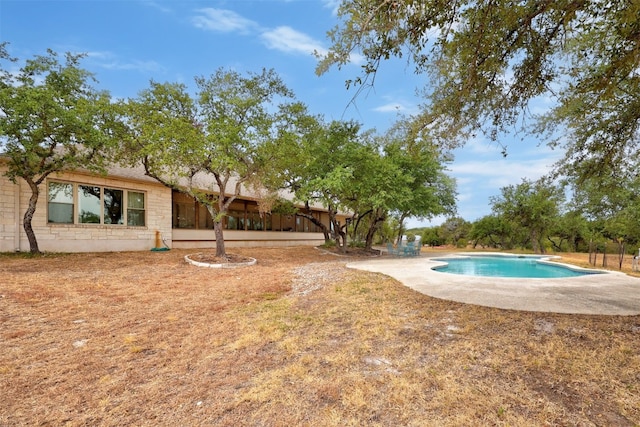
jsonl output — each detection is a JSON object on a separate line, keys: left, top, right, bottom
{"left": 432, "top": 255, "right": 600, "bottom": 278}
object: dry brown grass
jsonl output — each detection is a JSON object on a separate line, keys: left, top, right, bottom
{"left": 552, "top": 251, "right": 640, "bottom": 278}
{"left": 1, "top": 247, "right": 639, "bottom": 426}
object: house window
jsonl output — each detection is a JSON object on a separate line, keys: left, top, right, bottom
{"left": 172, "top": 192, "right": 196, "bottom": 229}
{"left": 47, "top": 181, "right": 146, "bottom": 227}
{"left": 78, "top": 185, "right": 101, "bottom": 224}
{"left": 104, "top": 188, "right": 124, "bottom": 224}
{"left": 127, "top": 191, "right": 146, "bottom": 226}
{"left": 166, "top": 189, "right": 324, "bottom": 233}
{"left": 225, "top": 210, "right": 244, "bottom": 230}
{"left": 197, "top": 204, "right": 214, "bottom": 229}
{"left": 282, "top": 214, "right": 295, "bottom": 232}
{"left": 246, "top": 212, "right": 262, "bottom": 230}
{"left": 47, "top": 182, "right": 74, "bottom": 224}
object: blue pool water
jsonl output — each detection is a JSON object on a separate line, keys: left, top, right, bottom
{"left": 432, "top": 255, "right": 599, "bottom": 278}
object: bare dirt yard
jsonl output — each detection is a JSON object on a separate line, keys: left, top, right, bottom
{"left": 1, "top": 247, "right": 639, "bottom": 426}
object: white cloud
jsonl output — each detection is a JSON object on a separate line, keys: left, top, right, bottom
{"left": 373, "top": 101, "right": 420, "bottom": 116}
{"left": 87, "top": 51, "right": 164, "bottom": 74}
{"left": 192, "top": 8, "right": 258, "bottom": 34}
{"left": 450, "top": 155, "right": 557, "bottom": 189}
{"left": 453, "top": 176, "right": 476, "bottom": 186}
{"left": 528, "top": 93, "right": 557, "bottom": 116}
{"left": 456, "top": 192, "right": 474, "bottom": 202}
{"left": 141, "top": 0, "right": 172, "bottom": 14}
{"left": 461, "top": 136, "right": 505, "bottom": 155}
{"left": 106, "top": 59, "right": 164, "bottom": 73}
{"left": 348, "top": 52, "right": 366, "bottom": 65}
{"left": 192, "top": 10, "right": 331, "bottom": 60}
{"left": 190, "top": 7, "right": 363, "bottom": 66}
{"left": 372, "top": 94, "right": 420, "bottom": 115}
{"left": 86, "top": 51, "right": 111, "bottom": 60}
{"left": 322, "top": 0, "right": 342, "bottom": 15}
{"left": 373, "top": 102, "right": 406, "bottom": 113}
{"left": 261, "top": 26, "right": 328, "bottom": 57}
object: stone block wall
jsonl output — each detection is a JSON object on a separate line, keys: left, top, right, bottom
{"left": 0, "top": 165, "right": 172, "bottom": 253}
{"left": 0, "top": 171, "right": 19, "bottom": 252}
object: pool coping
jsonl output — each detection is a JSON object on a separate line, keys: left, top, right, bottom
{"left": 346, "top": 252, "right": 640, "bottom": 315}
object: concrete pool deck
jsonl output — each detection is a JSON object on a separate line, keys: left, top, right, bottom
{"left": 346, "top": 253, "right": 640, "bottom": 315}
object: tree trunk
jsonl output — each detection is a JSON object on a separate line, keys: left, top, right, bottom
{"left": 335, "top": 225, "right": 346, "bottom": 253}
{"left": 213, "top": 220, "right": 226, "bottom": 258}
{"left": 364, "top": 224, "right": 376, "bottom": 251}
{"left": 296, "top": 211, "right": 330, "bottom": 243}
{"left": 331, "top": 218, "right": 346, "bottom": 253}
{"left": 396, "top": 212, "right": 408, "bottom": 245}
{"left": 530, "top": 229, "right": 541, "bottom": 254}
{"left": 617, "top": 240, "right": 625, "bottom": 270}
{"left": 23, "top": 178, "right": 41, "bottom": 254}
{"left": 364, "top": 209, "right": 386, "bottom": 251}
{"left": 547, "top": 236, "right": 564, "bottom": 252}
{"left": 205, "top": 204, "right": 227, "bottom": 258}
{"left": 326, "top": 205, "right": 346, "bottom": 251}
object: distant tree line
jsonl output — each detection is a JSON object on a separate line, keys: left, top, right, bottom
{"left": 412, "top": 176, "right": 640, "bottom": 264}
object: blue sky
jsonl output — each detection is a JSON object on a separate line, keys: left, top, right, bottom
{"left": 0, "top": 0, "right": 561, "bottom": 228}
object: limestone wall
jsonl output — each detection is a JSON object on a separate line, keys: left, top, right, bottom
{"left": 0, "top": 165, "right": 172, "bottom": 253}
{"left": 0, "top": 171, "right": 20, "bottom": 252}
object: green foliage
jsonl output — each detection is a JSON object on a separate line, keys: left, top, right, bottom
{"left": 490, "top": 179, "right": 564, "bottom": 253}
{"left": 546, "top": 211, "right": 589, "bottom": 252}
{"left": 348, "top": 240, "right": 365, "bottom": 248}
{"left": 320, "top": 240, "right": 337, "bottom": 249}
{"left": 1, "top": 47, "right": 121, "bottom": 181}
{"left": 378, "top": 217, "right": 399, "bottom": 245}
{"left": 470, "top": 174, "right": 640, "bottom": 254}
{"left": 123, "top": 68, "right": 300, "bottom": 257}
{"left": 321, "top": 1, "right": 640, "bottom": 253}
{"left": 439, "top": 217, "right": 471, "bottom": 246}
{"left": 383, "top": 120, "right": 457, "bottom": 222}
{"left": 319, "top": 0, "right": 640, "bottom": 181}
{"left": 421, "top": 227, "right": 445, "bottom": 247}
{"left": 469, "top": 215, "right": 514, "bottom": 249}
{"left": 276, "top": 115, "right": 456, "bottom": 250}
{"left": 271, "top": 199, "right": 298, "bottom": 216}
{"left": 456, "top": 238, "right": 468, "bottom": 249}
{"left": 0, "top": 45, "right": 123, "bottom": 253}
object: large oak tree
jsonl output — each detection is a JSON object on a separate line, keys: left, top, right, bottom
{"left": 0, "top": 45, "right": 123, "bottom": 253}
{"left": 123, "top": 69, "right": 301, "bottom": 258}
{"left": 318, "top": 0, "right": 640, "bottom": 181}
{"left": 276, "top": 117, "right": 456, "bottom": 251}
{"left": 490, "top": 178, "right": 564, "bottom": 253}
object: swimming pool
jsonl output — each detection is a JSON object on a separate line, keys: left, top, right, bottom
{"left": 432, "top": 255, "right": 601, "bottom": 278}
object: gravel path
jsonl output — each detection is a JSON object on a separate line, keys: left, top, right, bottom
{"left": 289, "top": 262, "right": 348, "bottom": 297}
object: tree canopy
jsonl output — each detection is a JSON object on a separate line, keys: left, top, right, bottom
{"left": 490, "top": 178, "right": 564, "bottom": 253}
{"left": 0, "top": 44, "right": 123, "bottom": 253}
{"left": 275, "top": 115, "right": 456, "bottom": 251}
{"left": 318, "top": 0, "right": 640, "bottom": 180}
{"left": 123, "top": 68, "right": 301, "bottom": 258}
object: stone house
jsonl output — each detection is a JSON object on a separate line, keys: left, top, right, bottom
{"left": 0, "top": 160, "right": 336, "bottom": 253}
